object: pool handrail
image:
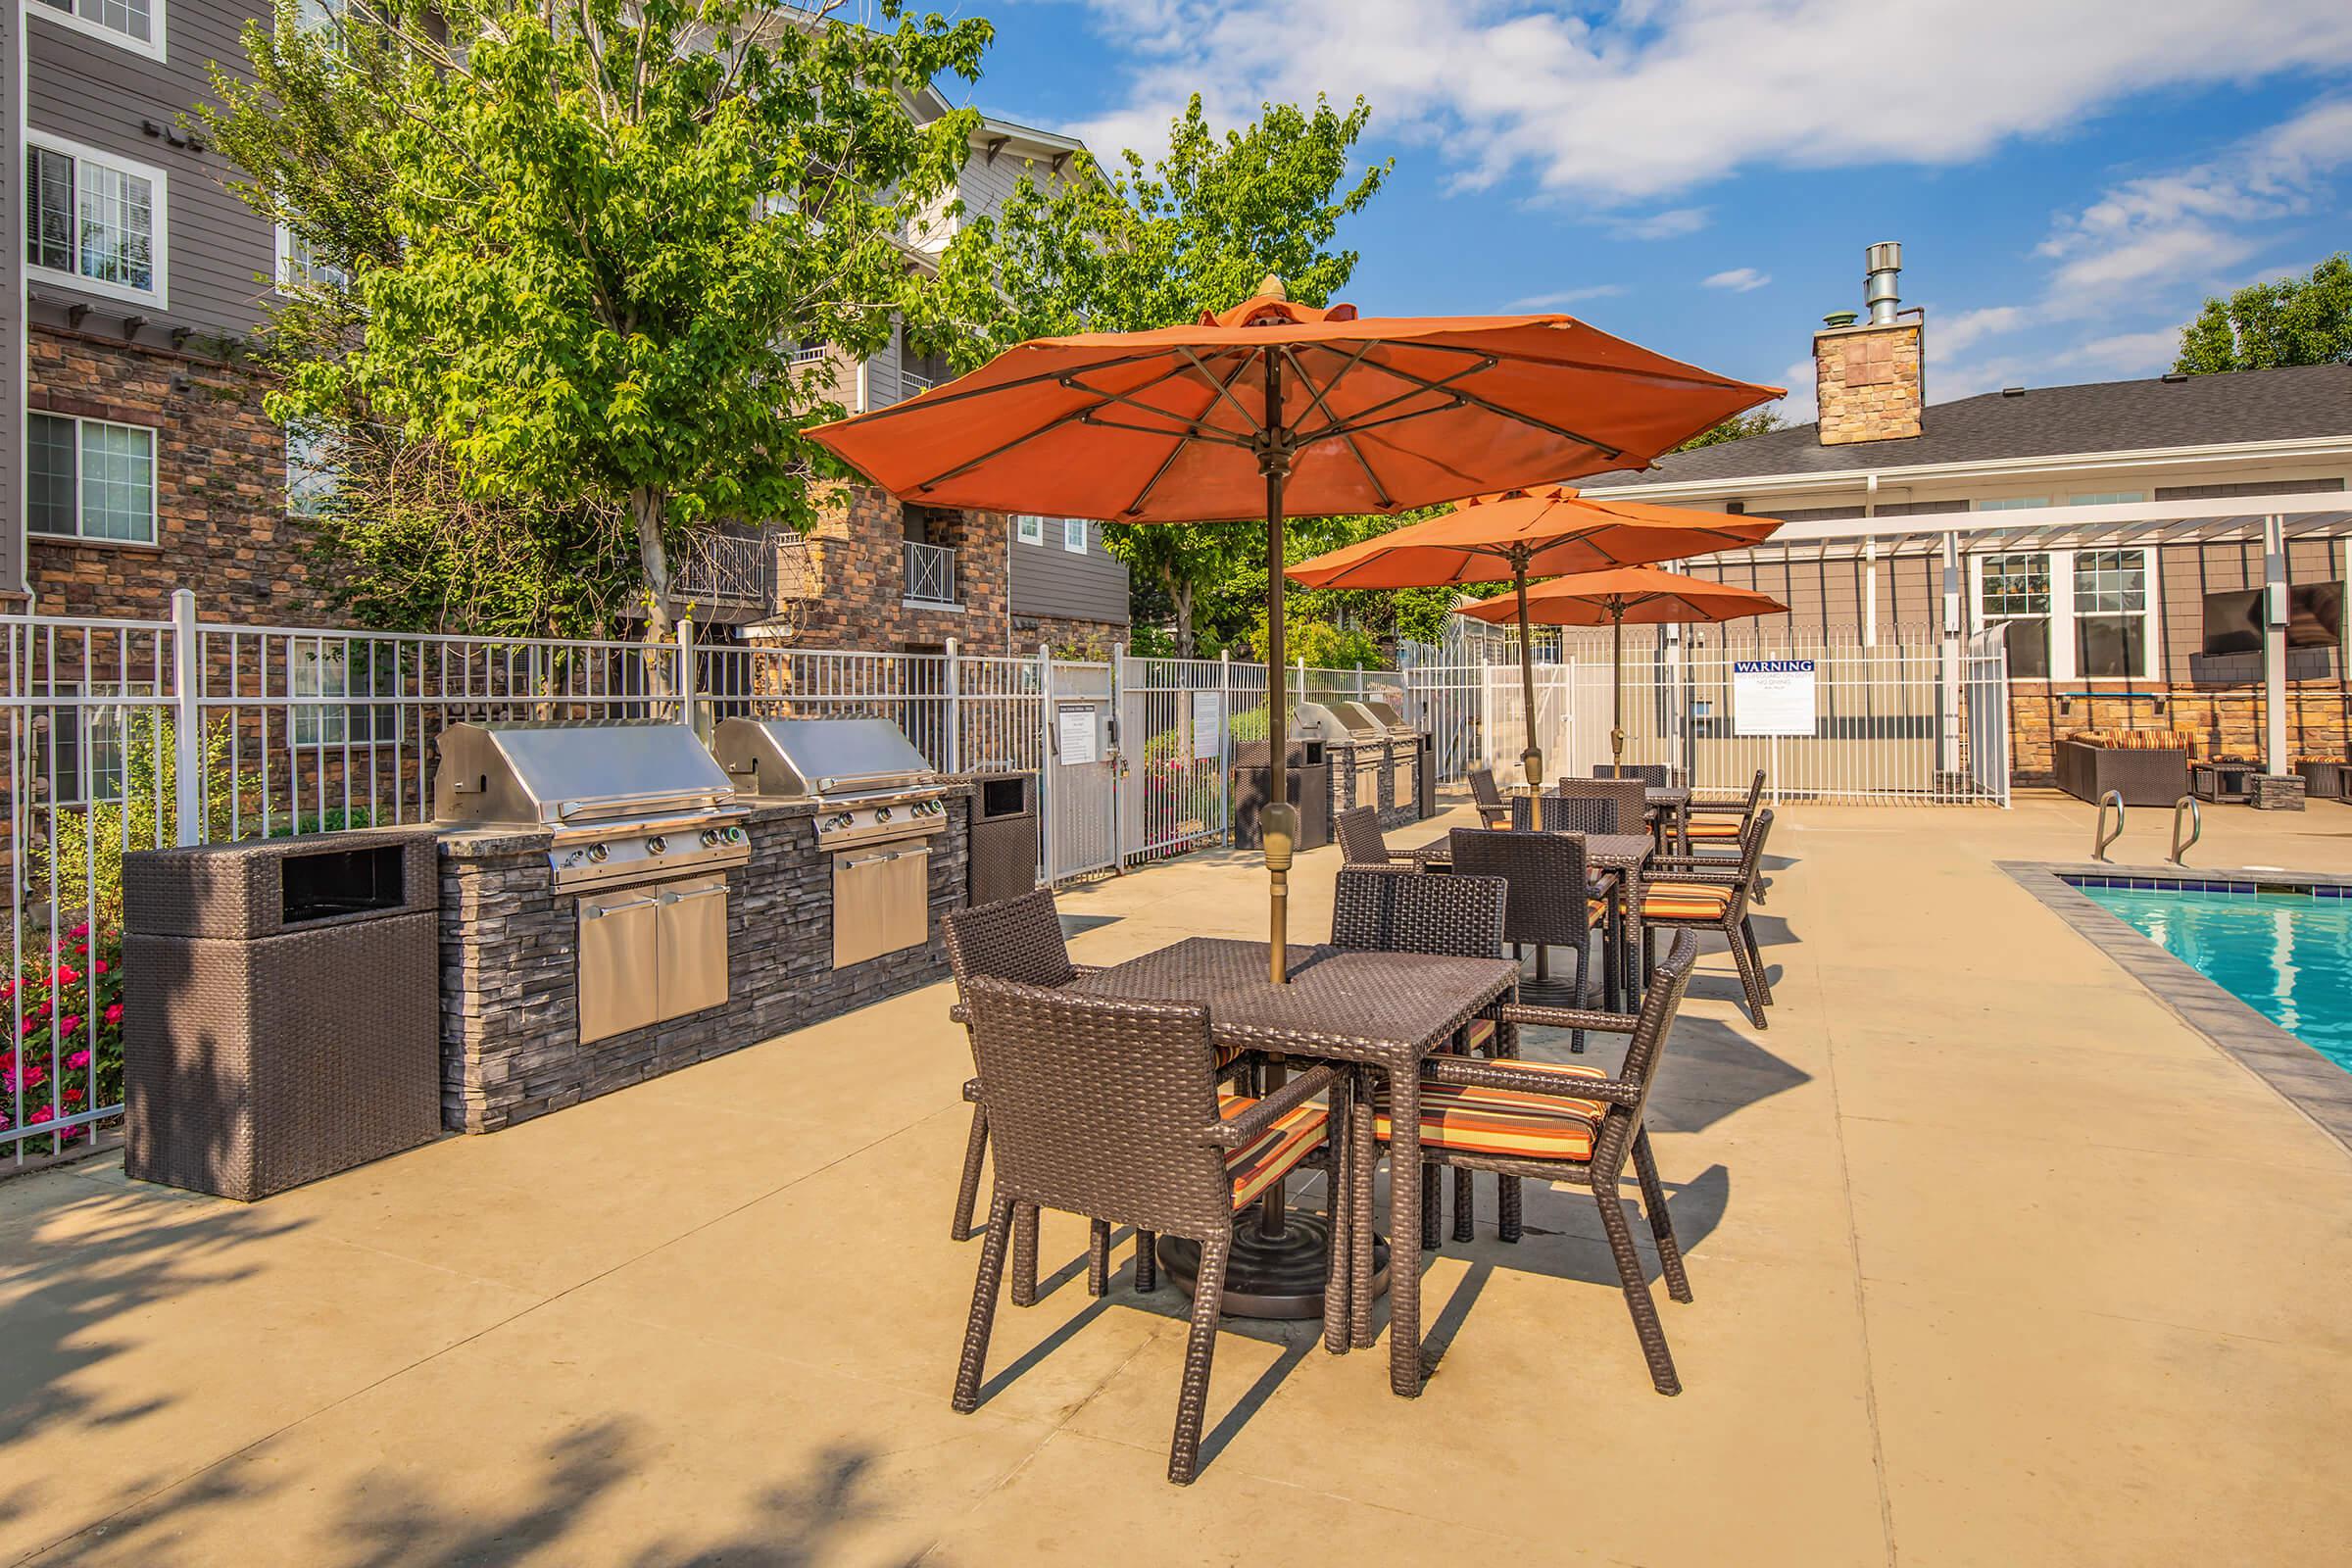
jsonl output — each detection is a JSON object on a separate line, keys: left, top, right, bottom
{"left": 2170, "top": 795, "right": 2202, "bottom": 867}
{"left": 2093, "top": 791, "right": 2126, "bottom": 862}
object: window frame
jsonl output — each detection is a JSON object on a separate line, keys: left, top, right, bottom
{"left": 24, "top": 132, "right": 170, "bottom": 308}
{"left": 1970, "top": 545, "right": 2159, "bottom": 682}
{"left": 42, "top": 680, "right": 161, "bottom": 808}
{"left": 1014, "top": 514, "right": 1045, "bottom": 546}
{"left": 284, "top": 424, "right": 338, "bottom": 517}
{"left": 287, "top": 640, "right": 402, "bottom": 748}
{"left": 1972, "top": 496, "right": 2051, "bottom": 513}
{"left": 1061, "top": 517, "right": 1087, "bottom": 554}
{"left": 1973, "top": 551, "right": 2053, "bottom": 679}
{"left": 27, "top": 411, "right": 161, "bottom": 546}
{"left": 26, "top": 0, "right": 167, "bottom": 64}
{"left": 273, "top": 220, "right": 348, "bottom": 293}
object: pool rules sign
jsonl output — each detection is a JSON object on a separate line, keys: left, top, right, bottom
{"left": 1733, "top": 659, "right": 1817, "bottom": 737}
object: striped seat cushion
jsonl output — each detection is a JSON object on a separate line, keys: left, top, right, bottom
{"left": 1219, "top": 1094, "right": 1328, "bottom": 1209}
{"left": 1642, "top": 880, "right": 1736, "bottom": 919}
{"left": 1373, "top": 1056, "right": 1609, "bottom": 1161}
{"left": 1681, "top": 817, "right": 1743, "bottom": 839}
{"left": 1214, "top": 1042, "right": 1250, "bottom": 1070}
{"left": 1465, "top": 1015, "right": 1497, "bottom": 1054}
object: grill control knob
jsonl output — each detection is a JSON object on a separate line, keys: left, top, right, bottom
{"left": 876, "top": 806, "right": 893, "bottom": 822}
{"left": 647, "top": 836, "right": 667, "bottom": 855}
{"left": 587, "top": 843, "right": 610, "bottom": 863}
{"left": 726, "top": 825, "right": 746, "bottom": 843}
{"left": 700, "top": 827, "right": 722, "bottom": 848}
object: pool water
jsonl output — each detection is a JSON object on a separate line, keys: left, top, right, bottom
{"left": 2076, "top": 884, "right": 2352, "bottom": 1072}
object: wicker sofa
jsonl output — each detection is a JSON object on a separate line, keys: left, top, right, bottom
{"left": 2051, "top": 729, "right": 2194, "bottom": 807}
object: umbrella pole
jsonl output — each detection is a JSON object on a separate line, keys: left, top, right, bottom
{"left": 1514, "top": 555, "right": 1543, "bottom": 788}
{"left": 1610, "top": 603, "right": 1627, "bottom": 766}
{"left": 1259, "top": 350, "right": 1294, "bottom": 987}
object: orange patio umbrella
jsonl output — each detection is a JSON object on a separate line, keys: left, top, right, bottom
{"left": 1457, "top": 565, "right": 1789, "bottom": 769}
{"left": 1288, "top": 487, "right": 1780, "bottom": 785}
{"left": 809, "top": 277, "right": 1780, "bottom": 982}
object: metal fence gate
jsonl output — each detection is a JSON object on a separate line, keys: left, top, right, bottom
{"left": 1119, "top": 655, "right": 1230, "bottom": 866}
{"left": 1043, "top": 659, "right": 1118, "bottom": 882}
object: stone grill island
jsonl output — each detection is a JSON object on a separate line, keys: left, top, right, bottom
{"left": 432, "top": 719, "right": 969, "bottom": 1133}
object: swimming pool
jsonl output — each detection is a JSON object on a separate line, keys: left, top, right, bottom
{"left": 2071, "top": 880, "right": 2352, "bottom": 1072}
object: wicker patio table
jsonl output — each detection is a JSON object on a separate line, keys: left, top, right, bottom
{"left": 1403, "top": 830, "right": 1653, "bottom": 1007}
{"left": 1068, "top": 937, "right": 1519, "bottom": 1397}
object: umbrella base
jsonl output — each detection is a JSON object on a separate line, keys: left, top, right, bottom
{"left": 1155, "top": 1211, "right": 1389, "bottom": 1320}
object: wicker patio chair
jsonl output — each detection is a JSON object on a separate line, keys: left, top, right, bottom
{"left": 1467, "top": 765, "right": 1514, "bottom": 830}
{"left": 1682, "top": 769, "right": 1766, "bottom": 900}
{"left": 1329, "top": 867, "right": 1524, "bottom": 1248}
{"left": 942, "top": 892, "right": 1250, "bottom": 1305}
{"left": 1368, "top": 931, "right": 1703, "bottom": 1396}
{"left": 1335, "top": 805, "right": 1397, "bottom": 866}
{"left": 952, "top": 978, "right": 1337, "bottom": 1485}
{"left": 1511, "top": 791, "right": 1620, "bottom": 835}
{"left": 1596, "top": 763, "right": 1673, "bottom": 788}
{"left": 1554, "top": 777, "right": 1651, "bottom": 844}
{"left": 1639, "top": 809, "right": 1775, "bottom": 1028}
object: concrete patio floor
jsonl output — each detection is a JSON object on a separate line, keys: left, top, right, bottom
{"left": 5, "top": 790, "right": 2351, "bottom": 1565}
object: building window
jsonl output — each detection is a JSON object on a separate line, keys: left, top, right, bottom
{"left": 1062, "top": 517, "right": 1087, "bottom": 554}
{"left": 2069, "top": 491, "right": 2147, "bottom": 507}
{"left": 43, "top": 684, "right": 156, "bottom": 808}
{"left": 274, "top": 221, "right": 348, "bottom": 291}
{"left": 285, "top": 426, "right": 338, "bottom": 516}
{"left": 25, "top": 137, "right": 166, "bottom": 304}
{"left": 27, "top": 413, "right": 158, "bottom": 544}
{"left": 1973, "top": 496, "right": 2050, "bottom": 512}
{"left": 2073, "top": 549, "right": 2150, "bottom": 677}
{"left": 1978, "top": 552, "right": 2050, "bottom": 678}
{"left": 289, "top": 643, "right": 400, "bottom": 746}
{"left": 1015, "top": 514, "right": 1045, "bottom": 546}
{"left": 29, "top": 0, "right": 161, "bottom": 56}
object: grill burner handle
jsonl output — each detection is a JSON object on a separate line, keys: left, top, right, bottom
{"left": 840, "top": 851, "right": 906, "bottom": 869}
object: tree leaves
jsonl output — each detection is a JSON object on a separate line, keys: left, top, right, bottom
{"left": 2174, "top": 254, "right": 2352, "bottom": 375}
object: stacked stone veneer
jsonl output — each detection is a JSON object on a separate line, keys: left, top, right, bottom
{"left": 771, "top": 482, "right": 1010, "bottom": 652}
{"left": 1813, "top": 319, "right": 1924, "bottom": 447}
{"left": 2006, "top": 681, "right": 2351, "bottom": 783}
{"left": 436, "top": 789, "right": 969, "bottom": 1132}
{"left": 23, "top": 328, "right": 346, "bottom": 622}
{"left": 1373, "top": 737, "right": 1424, "bottom": 828}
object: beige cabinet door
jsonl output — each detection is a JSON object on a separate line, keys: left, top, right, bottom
{"left": 656, "top": 877, "right": 730, "bottom": 1019}
{"left": 577, "top": 890, "right": 662, "bottom": 1043}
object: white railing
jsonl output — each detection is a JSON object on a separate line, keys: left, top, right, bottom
{"left": 903, "top": 540, "right": 956, "bottom": 607}
{"left": 0, "top": 601, "right": 2012, "bottom": 1171}
{"left": 674, "top": 530, "right": 772, "bottom": 609}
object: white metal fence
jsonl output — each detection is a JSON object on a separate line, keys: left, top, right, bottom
{"left": 0, "top": 600, "right": 2006, "bottom": 1169}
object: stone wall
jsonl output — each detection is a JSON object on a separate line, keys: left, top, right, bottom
{"left": 437, "top": 793, "right": 969, "bottom": 1133}
{"left": 21, "top": 326, "right": 347, "bottom": 623}
{"left": 1012, "top": 613, "right": 1125, "bottom": 659}
{"left": 2006, "top": 680, "right": 2351, "bottom": 781}
{"left": 1813, "top": 319, "right": 1924, "bottom": 447}
{"left": 772, "top": 481, "right": 1012, "bottom": 653}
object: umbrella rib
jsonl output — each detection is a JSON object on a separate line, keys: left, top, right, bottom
{"left": 896, "top": 355, "right": 1228, "bottom": 497}
{"left": 1319, "top": 358, "right": 1628, "bottom": 460}
{"left": 1398, "top": 338, "right": 1772, "bottom": 393}
{"left": 1176, "top": 345, "right": 1272, "bottom": 438}
{"left": 1290, "top": 358, "right": 1493, "bottom": 443}
{"left": 828, "top": 347, "right": 1177, "bottom": 424}
{"left": 1278, "top": 344, "right": 1394, "bottom": 511}
{"left": 904, "top": 406, "right": 1102, "bottom": 496}
{"left": 1121, "top": 351, "right": 1260, "bottom": 518}
{"left": 1078, "top": 412, "right": 1256, "bottom": 449}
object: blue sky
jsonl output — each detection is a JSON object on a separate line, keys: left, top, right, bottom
{"left": 945, "top": 0, "right": 2352, "bottom": 422}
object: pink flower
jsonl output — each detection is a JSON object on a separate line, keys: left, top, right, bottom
{"left": 91, "top": 959, "right": 108, "bottom": 975}
{"left": 58, "top": 1015, "right": 79, "bottom": 1036}
{"left": 66, "top": 1050, "right": 90, "bottom": 1070}
{"left": 103, "top": 1004, "right": 122, "bottom": 1026}
{"left": 19, "top": 1015, "right": 37, "bottom": 1038}
{"left": 28, "top": 1104, "right": 52, "bottom": 1125}
{"left": 68, "top": 923, "right": 89, "bottom": 939}
{"left": 54, "top": 966, "right": 79, "bottom": 986}
{"left": 22, "top": 1064, "right": 44, "bottom": 1089}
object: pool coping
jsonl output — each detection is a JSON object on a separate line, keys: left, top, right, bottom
{"left": 2000, "top": 860, "right": 2352, "bottom": 1154}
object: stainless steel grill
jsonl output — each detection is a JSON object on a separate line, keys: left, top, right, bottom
{"left": 434, "top": 719, "right": 752, "bottom": 891}
{"left": 710, "top": 716, "right": 950, "bottom": 967}
{"left": 433, "top": 719, "right": 754, "bottom": 1045}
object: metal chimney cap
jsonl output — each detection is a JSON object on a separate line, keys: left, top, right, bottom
{"left": 1864, "top": 240, "right": 1903, "bottom": 271}
{"left": 1822, "top": 310, "right": 1861, "bottom": 328}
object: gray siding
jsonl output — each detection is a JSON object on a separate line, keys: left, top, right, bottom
{"left": 2, "top": 0, "right": 23, "bottom": 594}
{"left": 24, "top": 0, "right": 276, "bottom": 339}
{"left": 1009, "top": 518, "right": 1130, "bottom": 624}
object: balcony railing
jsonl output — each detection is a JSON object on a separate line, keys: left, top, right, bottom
{"left": 900, "top": 370, "right": 937, "bottom": 396}
{"left": 674, "top": 529, "right": 774, "bottom": 609}
{"left": 904, "top": 539, "right": 957, "bottom": 607}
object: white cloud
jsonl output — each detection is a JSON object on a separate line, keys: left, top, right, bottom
{"left": 1703, "top": 268, "right": 1770, "bottom": 292}
{"left": 1509, "top": 284, "right": 1629, "bottom": 307}
{"left": 1064, "top": 2, "right": 2352, "bottom": 206}
{"left": 1604, "top": 207, "right": 1710, "bottom": 240}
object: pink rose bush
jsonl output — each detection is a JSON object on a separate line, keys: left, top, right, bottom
{"left": 1, "top": 924, "right": 124, "bottom": 1156}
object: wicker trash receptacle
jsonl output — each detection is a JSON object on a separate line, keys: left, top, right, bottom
{"left": 122, "top": 826, "right": 443, "bottom": 1201}
{"left": 965, "top": 772, "right": 1040, "bottom": 905}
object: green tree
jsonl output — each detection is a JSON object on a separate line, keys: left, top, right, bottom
{"left": 209, "top": 0, "right": 990, "bottom": 642}
{"left": 2175, "top": 255, "right": 2352, "bottom": 375}
{"left": 918, "top": 93, "right": 1392, "bottom": 656}
{"left": 1672, "top": 405, "right": 1785, "bottom": 451}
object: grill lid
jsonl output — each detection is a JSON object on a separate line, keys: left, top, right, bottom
{"left": 434, "top": 720, "right": 736, "bottom": 827}
{"left": 1320, "top": 701, "right": 1390, "bottom": 739}
{"left": 710, "top": 716, "right": 939, "bottom": 800}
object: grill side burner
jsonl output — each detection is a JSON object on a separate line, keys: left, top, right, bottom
{"left": 709, "top": 716, "right": 951, "bottom": 967}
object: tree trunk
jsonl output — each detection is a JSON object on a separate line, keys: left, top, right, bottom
{"left": 632, "top": 486, "right": 674, "bottom": 643}
{"left": 1169, "top": 572, "right": 1197, "bottom": 658}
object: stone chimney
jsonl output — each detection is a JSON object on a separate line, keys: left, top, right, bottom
{"left": 1814, "top": 241, "right": 1923, "bottom": 446}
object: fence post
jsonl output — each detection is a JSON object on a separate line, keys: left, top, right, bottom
{"left": 944, "top": 636, "right": 961, "bottom": 774}
{"left": 677, "top": 616, "right": 707, "bottom": 741}
{"left": 171, "top": 588, "right": 203, "bottom": 846}
{"left": 1295, "top": 656, "right": 1305, "bottom": 705}
{"left": 1353, "top": 661, "right": 1365, "bottom": 701}
{"left": 1036, "top": 645, "right": 1054, "bottom": 887}
{"left": 1219, "top": 649, "right": 1233, "bottom": 844}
